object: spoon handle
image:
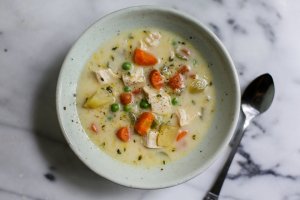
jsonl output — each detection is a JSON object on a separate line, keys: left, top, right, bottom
{"left": 203, "top": 113, "right": 251, "bottom": 200}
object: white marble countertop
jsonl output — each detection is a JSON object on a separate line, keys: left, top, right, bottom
{"left": 1, "top": 0, "right": 300, "bottom": 199}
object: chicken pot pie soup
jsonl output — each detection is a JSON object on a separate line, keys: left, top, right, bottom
{"left": 76, "top": 28, "right": 216, "bottom": 167}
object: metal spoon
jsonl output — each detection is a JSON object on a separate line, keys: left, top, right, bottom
{"left": 203, "top": 73, "right": 275, "bottom": 200}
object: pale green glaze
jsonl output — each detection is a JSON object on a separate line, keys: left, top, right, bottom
{"left": 56, "top": 6, "right": 240, "bottom": 189}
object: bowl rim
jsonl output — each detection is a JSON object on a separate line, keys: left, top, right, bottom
{"left": 56, "top": 5, "right": 240, "bottom": 189}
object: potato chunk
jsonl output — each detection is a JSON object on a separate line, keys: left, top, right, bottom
{"left": 83, "top": 89, "right": 115, "bottom": 109}
{"left": 157, "top": 125, "right": 179, "bottom": 147}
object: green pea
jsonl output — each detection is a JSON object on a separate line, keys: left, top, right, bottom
{"left": 123, "top": 105, "right": 132, "bottom": 112}
{"left": 124, "top": 86, "right": 132, "bottom": 92}
{"left": 151, "top": 120, "right": 158, "bottom": 129}
{"left": 171, "top": 97, "right": 179, "bottom": 105}
{"left": 140, "top": 99, "right": 150, "bottom": 109}
{"left": 111, "top": 103, "right": 120, "bottom": 112}
{"left": 122, "top": 62, "right": 132, "bottom": 70}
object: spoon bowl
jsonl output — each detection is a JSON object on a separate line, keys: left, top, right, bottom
{"left": 242, "top": 73, "right": 275, "bottom": 115}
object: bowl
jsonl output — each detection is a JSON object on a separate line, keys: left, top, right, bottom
{"left": 56, "top": 6, "right": 240, "bottom": 189}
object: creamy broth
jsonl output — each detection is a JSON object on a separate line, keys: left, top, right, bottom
{"left": 76, "top": 28, "right": 216, "bottom": 167}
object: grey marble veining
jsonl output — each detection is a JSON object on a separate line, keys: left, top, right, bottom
{"left": 1, "top": 0, "right": 300, "bottom": 199}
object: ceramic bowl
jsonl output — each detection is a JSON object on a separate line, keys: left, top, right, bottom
{"left": 56, "top": 6, "right": 240, "bottom": 189}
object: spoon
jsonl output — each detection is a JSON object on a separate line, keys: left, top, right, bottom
{"left": 203, "top": 73, "right": 275, "bottom": 200}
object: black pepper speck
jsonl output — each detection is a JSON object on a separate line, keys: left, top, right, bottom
{"left": 44, "top": 173, "right": 55, "bottom": 182}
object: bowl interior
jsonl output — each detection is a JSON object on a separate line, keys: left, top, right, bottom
{"left": 56, "top": 6, "right": 240, "bottom": 189}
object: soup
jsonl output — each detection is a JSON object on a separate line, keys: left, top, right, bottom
{"left": 76, "top": 28, "right": 216, "bottom": 168}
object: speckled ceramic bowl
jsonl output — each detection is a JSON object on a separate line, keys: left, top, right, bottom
{"left": 56, "top": 6, "right": 240, "bottom": 189}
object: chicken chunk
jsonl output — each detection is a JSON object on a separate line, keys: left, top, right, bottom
{"left": 143, "top": 130, "right": 160, "bottom": 149}
{"left": 122, "top": 67, "right": 146, "bottom": 89}
{"left": 189, "top": 77, "right": 208, "bottom": 93}
{"left": 143, "top": 86, "right": 172, "bottom": 115}
{"left": 177, "top": 108, "right": 201, "bottom": 127}
{"left": 94, "top": 69, "right": 119, "bottom": 84}
{"left": 144, "top": 31, "right": 161, "bottom": 47}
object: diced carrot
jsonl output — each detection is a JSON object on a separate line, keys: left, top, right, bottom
{"left": 178, "top": 65, "right": 190, "bottom": 74}
{"left": 133, "top": 48, "right": 158, "bottom": 66}
{"left": 116, "top": 127, "right": 130, "bottom": 142}
{"left": 176, "top": 130, "right": 188, "bottom": 141}
{"left": 168, "top": 73, "right": 184, "bottom": 90}
{"left": 132, "top": 88, "right": 142, "bottom": 95}
{"left": 134, "top": 112, "right": 155, "bottom": 136}
{"left": 120, "top": 92, "right": 133, "bottom": 105}
{"left": 149, "top": 69, "right": 164, "bottom": 89}
{"left": 91, "top": 123, "right": 98, "bottom": 133}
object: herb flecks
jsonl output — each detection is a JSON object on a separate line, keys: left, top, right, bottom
{"left": 193, "top": 59, "right": 197, "bottom": 66}
{"left": 117, "top": 149, "right": 122, "bottom": 154}
{"left": 192, "top": 135, "right": 196, "bottom": 140}
{"left": 138, "top": 155, "right": 143, "bottom": 161}
{"left": 106, "top": 86, "right": 113, "bottom": 93}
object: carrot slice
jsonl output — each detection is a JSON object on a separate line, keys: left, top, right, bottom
{"left": 168, "top": 73, "right": 184, "bottom": 90}
{"left": 178, "top": 65, "right": 190, "bottom": 74}
{"left": 149, "top": 69, "right": 164, "bottom": 89}
{"left": 132, "top": 88, "right": 142, "bottom": 95}
{"left": 91, "top": 123, "right": 98, "bottom": 133}
{"left": 133, "top": 48, "right": 158, "bottom": 66}
{"left": 176, "top": 130, "right": 188, "bottom": 141}
{"left": 134, "top": 112, "right": 155, "bottom": 136}
{"left": 116, "top": 127, "right": 130, "bottom": 142}
{"left": 120, "top": 92, "right": 133, "bottom": 105}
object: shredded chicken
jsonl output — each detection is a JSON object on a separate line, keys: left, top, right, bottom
{"left": 177, "top": 108, "right": 201, "bottom": 127}
{"left": 189, "top": 77, "right": 208, "bottom": 93}
{"left": 137, "top": 40, "right": 148, "bottom": 50}
{"left": 143, "top": 130, "right": 160, "bottom": 148}
{"left": 94, "top": 69, "right": 119, "bottom": 84}
{"left": 143, "top": 86, "right": 172, "bottom": 115}
{"left": 144, "top": 32, "right": 161, "bottom": 47}
{"left": 122, "top": 67, "right": 146, "bottom": 89}
{"left": 175, "top": 46, "right": 191, "bottom": 60}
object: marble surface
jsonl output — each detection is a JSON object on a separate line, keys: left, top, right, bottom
{"left": 1, "top": 0, "right": 300, "bottom": 199}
